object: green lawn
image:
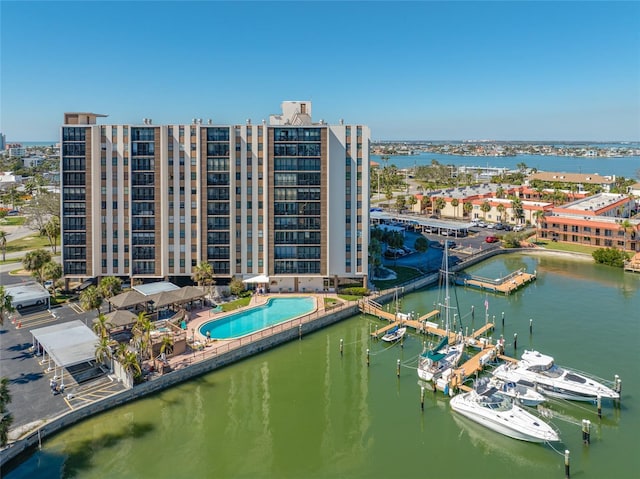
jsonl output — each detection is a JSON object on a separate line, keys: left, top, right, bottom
{"left": 0, "top": 233, "right": 58, "bottom": 263}
{"left": 533, "top": 239, "right": 598, "bottom": 255}
{"left": 372, "top": 265, "right": 424, "bottom": 290}
{"left": 0, "top": 217, "right": 26, "bottom": 226}
{"left": 220, "top": 296, "right": 251, "bottom": 312}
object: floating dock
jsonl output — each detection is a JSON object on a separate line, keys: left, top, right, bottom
{"left": 457, "top": 268, "right": 536, "bottom": 295}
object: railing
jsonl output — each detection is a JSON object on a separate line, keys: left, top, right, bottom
{"left": 172, "top": 300, "right": 358, "bottom": 367}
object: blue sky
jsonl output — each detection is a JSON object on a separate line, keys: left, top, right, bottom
{"left": 1, "top": 1, "right": 639, "bottom": 141}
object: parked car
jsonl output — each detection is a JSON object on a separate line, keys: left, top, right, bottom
{"left": 485, "top": 236, "right": 499, "bottom": 243}
{"left": 444, "top": 240, "right": 457, "bottom": 249}
{"left": 513, "top": 225, "right": 524, "bottom": 232}
{"left": 486, "top": 223, "right": 496, "bottom": 229}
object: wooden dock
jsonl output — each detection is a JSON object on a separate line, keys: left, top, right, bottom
{"left": 450, "top": 346, "right": 497, "bottom": 389}
{"left": 361, "top": 299, "right": 444, "bottom": 338}
{"left": 458, "top": 268, "right": 536, "bottom": 295}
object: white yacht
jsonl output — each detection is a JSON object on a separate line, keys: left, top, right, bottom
{"left": 492, "top": 350, "right": 619, "bottom": 402}
{"left": 486, "top": 376, "right": 546, "bottom": 407}
{"left": 450, "top": 382, "right": 560, "bottom": 443}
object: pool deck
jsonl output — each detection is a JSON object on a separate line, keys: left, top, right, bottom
{"left": 164, "top": 293, "right": 327, "bottom": 371}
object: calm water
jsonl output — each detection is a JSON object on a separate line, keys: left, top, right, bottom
{"left": 6, "top": 254, "right": 640, "bottom": 479}
{"left": 375, "top": 152, "right": 640, "bottom": 179}
{"left": 200, "top": 297, "right": 316, "bottom": 339}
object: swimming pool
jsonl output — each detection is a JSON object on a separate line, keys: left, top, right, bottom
{"left": 199, "top": 297, "right": 316, "bottom": 339}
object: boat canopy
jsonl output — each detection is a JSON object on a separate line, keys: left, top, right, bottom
{"left": 420, "top": 336, "right": 449, "bottom": 362}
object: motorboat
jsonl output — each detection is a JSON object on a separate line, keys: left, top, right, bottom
{"left": 492, "top": 350, "right": 619, "bottom": 402}
{"left": 417, "top": 242, "right": 464, "bottom": 382}
{"left": 450, "top": 381, "right": 560, "bottom": 443}
{"left": 381, "top": 326, "right": 407, "bottom": 343}
{"left": 486, "top": 376, "right": 546, "bottom": 407}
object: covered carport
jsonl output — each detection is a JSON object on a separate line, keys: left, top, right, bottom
{"left": 31, "top": 320, "right": 101, "bottom": 390}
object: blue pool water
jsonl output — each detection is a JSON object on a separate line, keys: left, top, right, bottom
{"left": 199, "top": 297, "right": 316, "bottom": 339}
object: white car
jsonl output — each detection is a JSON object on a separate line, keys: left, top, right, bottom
{"left": 513, "top": 225, "right": 524, "bottom": 232}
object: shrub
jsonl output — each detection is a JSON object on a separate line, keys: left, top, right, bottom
{"left": 592, "top": 248, "right": 629, "bottom": 267}
{"left": 337, "top": 287, "right": 369, "bottom": 297}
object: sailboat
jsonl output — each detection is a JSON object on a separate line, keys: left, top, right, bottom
{"left": 417, "top": 243, "right": 464, "bottom": 382}
{"left": 381, "top": 325, "right": 407, "bottom": 343}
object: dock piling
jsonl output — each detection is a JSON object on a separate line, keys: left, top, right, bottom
{"left": 366, "top": 348, "right": 370, "bottom": 367}
{"left": 396, "top": 359, "right": 401, "bottom": 377}
{"left": 582, "top": 419, "right": 591, "bottom": 445}
{"left": 513, "top": 333, "right": 518, "bottom": 351}
{"left": 340, "top": 339, "right": 343, "bottom": 357}
{"left": 529, "top": 318, "right": 533, "bottom": 334}
{"left": 565, "top": 450, "right": 571, "bottom": 479}
{"left": 597, "top": 394, "right": 602, "bottom": 419}
{"left": 420, "top": 386, "right": 425, "bottom": 411}
{"left": 501, "top": 311, "right": 504, "bottom": 328}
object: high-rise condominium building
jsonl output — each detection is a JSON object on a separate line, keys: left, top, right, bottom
{"left": 61, "top": 102, "right": 370, "bottom": 292}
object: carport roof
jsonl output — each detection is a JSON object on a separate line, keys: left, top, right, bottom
{"left": 31, "top": 320, "right": 98, "bottom": 368}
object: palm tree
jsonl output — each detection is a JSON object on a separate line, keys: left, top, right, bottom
{"left": 80, "top": 285, "right": 103, "bottom": 316}
{"left": 480, "top": 200, "right": 491, "bottom": 220}
{"left": 534, "top": 210, "right": 546, "bottom": 242}
{"left": 133, "top": 312, "right": 152, "bottom": 360}
{"left": 451, "top": 198, "right": 459, "bottom": 219}
{"left": 497, "top": 204, "right": 506, "bottom": 223}
{"left": 619, "top": 219, "right": 634, "bottom": 252}
{"left": 0, "top": 230, "right": 7, "bottom": 262}
{"left": 463, "top": 201, "right": 473, "bottom": 219}
{"left": 43, "top": 261, "right": 62, "bottom": 298}
{"left": 93, "top": 313, "right": 113, "bottom": 339}
{"left": 0, "top": 285, "right": 15, "bottom": 326}
{"left": 99, "top": 276, "right": 122, "bottom": 312}
{"left": 496, "top": 186, "right": 505, "bottom": 199}
{"left": 511, "top": 197, "right": 525, "bottom": 223}
{"left": 0, "top": 377, "right": 13, "bottom": 446}
{"left": 434, "top": 197, "right": 446, "bottom": 218}
{"left": 119, "top": 350, "right": 142, "bottom": 385}
{"left": 94, "top": 335, "right": 113, "bottom": 366}
{"left": 42, "top": 216, "right": 60, "bottom": 253}
{"left": 192, "top": 262, "right": 215, "bottom": 299}
{"left": 160, "top": 335, "right": 174, "bottom": 358}
{"left": 22, "top": 249, "right": 52, "bottom": 285}
{"left": 420, "top": 196, "right": 431, "bottom": 215}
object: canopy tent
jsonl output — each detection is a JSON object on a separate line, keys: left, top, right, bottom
{"left": 102, "top": 310, "right": 137, "bottom": 329}
{"left": 172, "top": 286, "right": 206, "bottom": 304}
{"left": 147, "top": 290, "right": 180, "bottom": 308}
{"left": 243, "top": 274, "right": 270, "bottom": 284}
{"left": 107, "top": 290, "right": 147, "bottom": 309}
{"left": 32, "top": 320, "right": 98, "bottom": 369}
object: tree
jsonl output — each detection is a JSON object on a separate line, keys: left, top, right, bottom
{"left": 451, "top": 198, "right": 460, "bottom": 218}
{"left": 414, "top": 236, "right": 428, "bottom": 254}
{"left": 0, "top": 230, "right": 7, "bottom": 262}
{"left": 94, "top": 335, "right": 113, "bottom": 366}
{"left": 80, "top": 285, "right": 103, "bottom": 316}
{"left": 160, "top": 335, "right": 174, "bottom": 357}
{"left": 497, "top": 204, "right": 506, "bottom": 223}
{"left": 93, "top": 313, "right": 113, "bottom": 339}
{"left": 496, "top": 186, "right": 505, "bottom": 199}
{"left": 22, "top": 190, "right": 60, "bottom": 234}
{"left": 433, "top": 197, "right": 446, "bottom": 217}
{"left": 133, "top": 312, "right": 152, "bottom": 360}
{"left": 510, "top": 197, "right": 525, "bottom": 223}
{"left": 619, "top": 219, "right": 634, "bottom": 252}
{"left": 22, "top": 248, "right": 52, "bottom": 285}
{"left": 368, "top": 237, "right": 382, "bottom": 274}
{"left": 420, "top": 196, "right": 432, "bottom": 215}
{"left": 463, "top": 201, "right": 473, "bottom": 218}
{"left": 592, "top": 248, "right": 629, "bottom": 268}
{"left": 406, "top": 194, "right": 417, "bottom": 212}
{"left": 100, "top": 276, "right": 122, "bottom": 311}
{"left": 119, "top": 350, "right": 142, "bottom": 382}
{"left": 0, "top": 285, "right": 15, "bottom": 326}
{"left": 0, "top": 377, "right": 13, "bottom": 446}
{"left": 533, "top": 210, "right": 546, "bottom": 242}
{"left": 42, "top": 216, "right": 60, "bottom": 253}
{"left": 42, "top": 261, "right": 63, "bottom": 298}
{"left": 192, "top": 261, "right": 215, "bottom": 299}
{"left": 480, "top": 200, "right": 491, "bottom": 220}
{"left": 395, "top": 195, "right": 406, "bottom": 213}
{"left": 229, "top": 277, "right": 245, "bottom": 296}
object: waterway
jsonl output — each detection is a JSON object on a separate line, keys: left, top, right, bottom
{"left": 373, "top": 152, "right": 640, "bottom": 179}
{"left": 5, "top": 253, "right": 640, "bottom": 479}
